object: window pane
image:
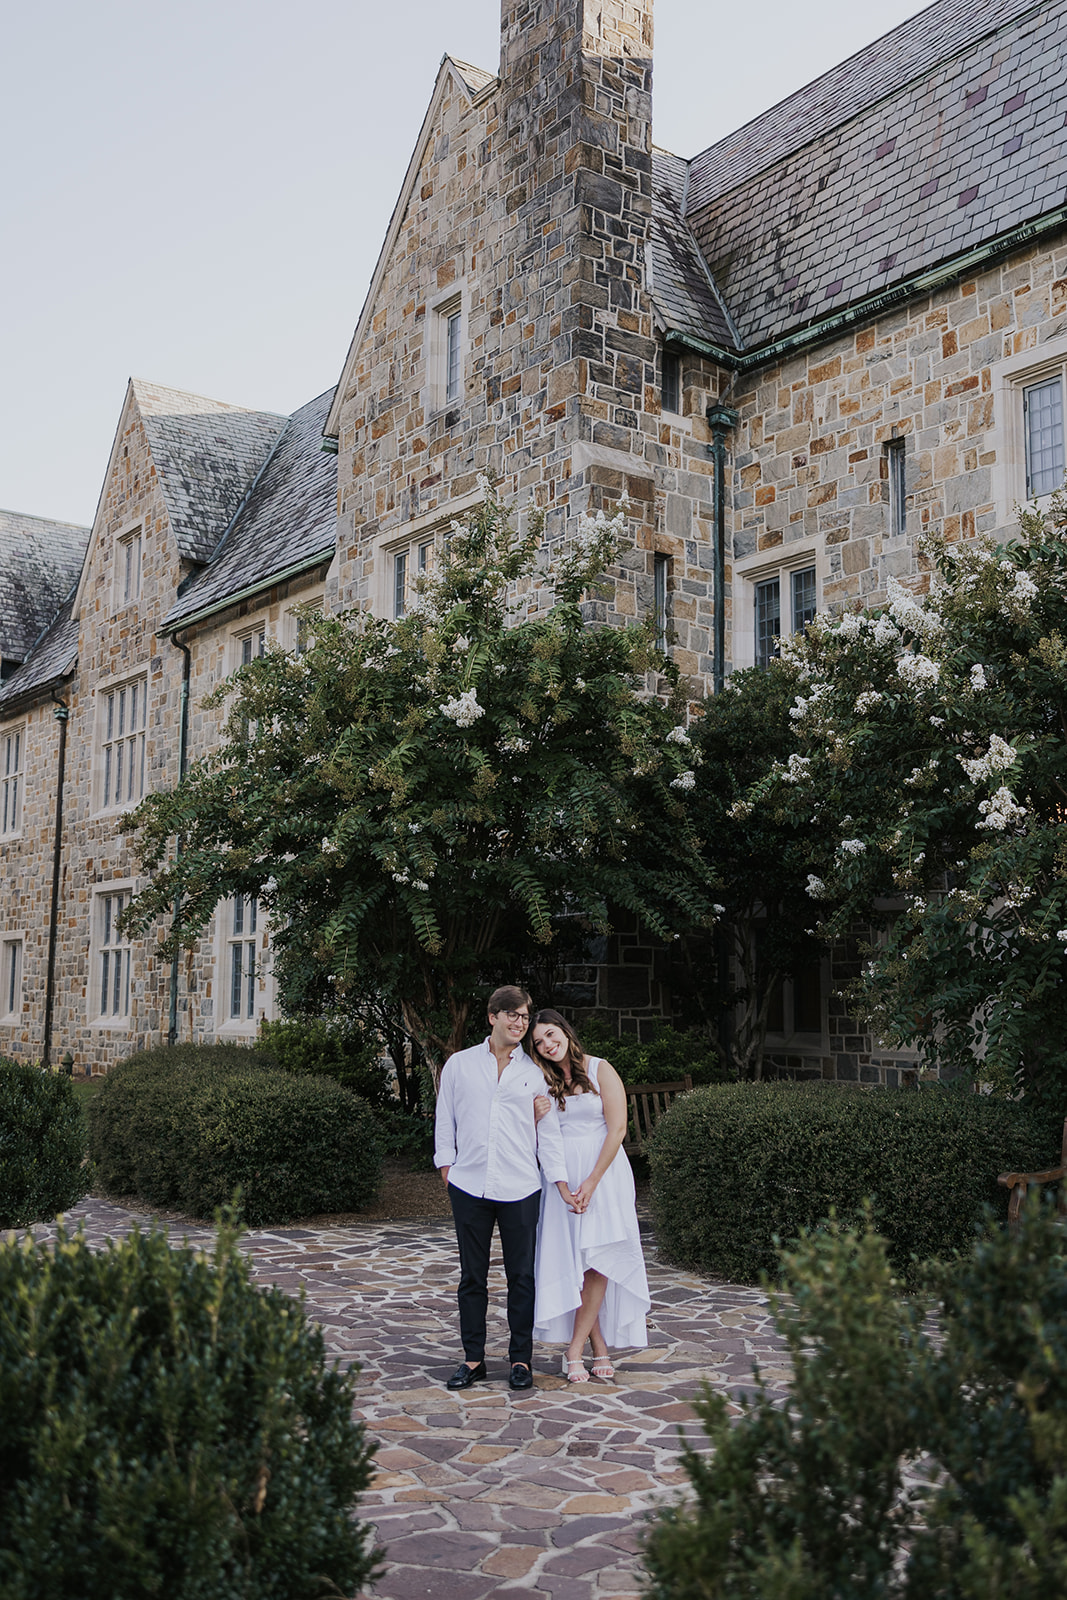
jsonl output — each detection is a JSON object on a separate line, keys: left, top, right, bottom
{"left": 1024, "top": 377, "right": 1065, "bottom": 498}
{"left": 793, "top": 959, "right": 823, "bottom": 1033}
{"left": 100, "top": 950, "right": 110, "bottom": 1016}
{"left": 446, "top": 310, "right": 462, "bottom": 403}
{"left": 791, "top": 567, "right": 817, "bottom": 635}
{"left": 755, "top": 578, "right": 781, "bottom": 667}
{"left": 231, "top": 944, "right": 244, "bottom": 1019}
{"left": 245, "top": 942, "right": 256, "bottom": 1017}
{"left": 653, "top": 554, "right": 669, "bottom": 651}
{"left": 394, "top": 551, "right": 407, "bottom": 618}
{"left": 662, "top": 351, "right": 680, "bottom": 413}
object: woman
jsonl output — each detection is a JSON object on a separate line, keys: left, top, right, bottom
{"left": 529, "top": 1010, "right": 650, "bottom": 1381}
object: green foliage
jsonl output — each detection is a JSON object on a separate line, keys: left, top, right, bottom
{"left": 121, "top": 482, "right": 714, "bottom": 1071}
{"left": 642, "top": 1204, "right": 1067, "bottom": 1600}
{"left": 257, "top": 1015, "right": 392, "bottom": 1106}
{"left": 87, "top": 1043, "right": 382, "bottom": 1224}
{"left": 647, "top": 1081, "right": 1061, "bottom": 1284}
{"left": 0, "top": 1058, "right": 89, "bottom": 1228}
{"left": 744, "top": 488, "right": 1067, "bottom": 1098}
{"left": 0, "top": 1218, "right": 378, "bottom": 1598}
{"left": 576, "top": 1018, "right": 727, "bottom": 1087}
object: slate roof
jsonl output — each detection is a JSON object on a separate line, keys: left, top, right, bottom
{"left": 0, "top": 596, "right": 78, "bottom": 712}
{"left": 660, "top": 0, "right": 1066, "bottom": 358}
{"left": 163, "top": 388, "right": 337, "bottom": 631}
{"left": 650, "top": 148, "right": 741, "bottom": 351}
{"left": 0, "top": 510, "right": 88, "bottom": 667}
{"left": 446, "top": 56, "right": 497, "bottom": 98}
{"left": 133, "top": 380, "right": 287, "bottom": 565}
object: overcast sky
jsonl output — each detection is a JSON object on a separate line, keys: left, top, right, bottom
{"left": 2, "top": 0, "right": 928, "bottom": 527}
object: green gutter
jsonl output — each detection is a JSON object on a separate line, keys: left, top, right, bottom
{"left": 158, "top": 547, "right": 335, "bottom": 637}
{"left": 666, "top": 204, "right": 1067, "bottom": 376}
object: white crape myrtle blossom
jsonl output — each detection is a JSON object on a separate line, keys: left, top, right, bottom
{"left": 670, "top": 770, "right": 696, "bottom": 791}
{"left": 873, "top": 611, "right": 900, "bottom": 646}
{"left": 959, "top": 734, "right": 1017, "bottom": 783}
{"left": 476, "top": 472, "right": 492, "bottom": 497}
{"left": 781, "top": 753, "right": 812, "bottom": 784}
{"left": 440, "top": 688, "right": 485, "bottom": 728}
{"left": 854, "top": 690, "right": 882, "bottom": 713}
{"left": 321, "top": 837, "right": 340, "bottom": 855}
{"left": 1010, "top": 567, "right": 1039, "bottom": 609}
{"left": 806, "top": 874, "right": 829, "bottom": 900}
{"left": 886, "top": 575, "right": 943, "bottom": 641}
{"left": 728, "top": 799, "right": 753, "bottom": 821}
{"left": 500, "top": 733, "right": 531, "bottom": 755}
{"left": 838, "top": 610, "right": 866, "bottom": 639}
{"left": 896, "top": 650, "right": 940, "bottom": 689}
{"left": 453, "top": 635, "right": 471, "bottom": 653}
{"left": 970, "top": 663, "right": 988, "bottom": 691}
{"left": 838, "top": 838, "right": 867, "bottom": 856}
{"left": 1057, "top": 930, "right": 1067, "bottom": 944}
{"left": 666, "top": 724, "right": 691, "bottom": 745}
{"left": 976, "top": 786, "right": 1028, "bottom": 831}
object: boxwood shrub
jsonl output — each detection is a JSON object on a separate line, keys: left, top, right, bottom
{"left": 0, "top": 1057, "right": 88, "bottom": 1228}
{"left": 257, "top": 1016, "right": 393, "bottom": 1106}
{"left": 648, "top": 1082, "right": 1063, "bottom": 1282}
{"left": 0, "top": 1220, "right": 378, "bottom": 1598}
{"left": 577, "top": 1019, "right": 727, "bottom": 1087}
{"left": 87, "top": 1043, "right": 382, "bottom": 1224}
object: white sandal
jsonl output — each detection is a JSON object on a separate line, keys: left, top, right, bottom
{"left": 590, "top": 1355, "right": 615, "bottom": 1381}
{"left": 562, "top": 1355, "right": 589, "bottom": 1382}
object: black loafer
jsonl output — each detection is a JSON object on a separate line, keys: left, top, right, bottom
{"left": 508, "top": 1362, "right": 534, "bottom": 1390}
{"left": 446, "top": 1360, "right": 487, "bottom": 1390}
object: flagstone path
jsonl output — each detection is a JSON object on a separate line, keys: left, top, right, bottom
{"left": 41, "top": 1198, "right": 792, "bottom": 1599}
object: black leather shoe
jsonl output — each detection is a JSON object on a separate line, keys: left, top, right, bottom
{"left": 446, "top": 1360, "right": 487, "bottom": 1390}
{"left": 508, "top": 1362, "right": 534, "bottom": 1390}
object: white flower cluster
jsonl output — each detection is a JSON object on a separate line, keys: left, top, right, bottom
{"left": 887, "top": 576, "right": 942, "bottom": 640}
{"left": 440, "top": 688, "right": 485, "bottom": 727}
{"left": 1010, "top": 567, "right": 1039, "bottom": 609}
{"left": 838, "top": 611, "right": 867, "bottom": 639}
{"left": 873, "top": 611, "right": 900, "bottom": 646}
{"left": 806, "top": 874, "right": 829, "bottom": 899}
{"left": 854, "top": 690, "right": 882, "bottom": 713}
{"left": 959, "top": 734, "right": 1016, "bottom": 784}
{"left": 476, "top": 471, "right": 492, "bottom": 497}
{"left": 453, "top": 634, "right": 471, "bottom": 653}
{"left": 781, "top": 753, "right": 812, "bottom": 784}
{"left": 976, "top": 787, "right": 1027, "bottom": 831}
{"left": 393, "top": 870, "right": 430, "bottom": 891}
{"left": 897, "top": 650, "right": 940, "bottom": 688}
{"left": 321, "top": 837, "right": 340, "bottom": 855}
{"left": 666, "top": 724, "right": 691, "bottom": 745}
{"left": 500, "top": 733, "right": 531, "bottom": 755}
{"left": 1057, "top": 930, "right": 1067, "bottom": 944}
{"left": 969, "top": 663, "right": 988, "bottom": 691}
{"left": 728, "top": 799, "right": 753, "bottom": 821}
{"left": 670, "top": 770, "right": 696, "bottom": 791}
{"left": 838, "top": 838, "right": 867, "bottom": 856}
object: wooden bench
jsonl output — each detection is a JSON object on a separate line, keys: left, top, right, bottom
{"left": 998, "top": 1117, "right": 1067, "bottom": 1226}
{"left": 623, "top": 1077, "right": 692, "bottom": 1155}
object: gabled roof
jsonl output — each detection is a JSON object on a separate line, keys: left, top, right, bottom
{"left": 670, "top": 0, "right": 1064, "bottom": 361}
{"left": 649, "top": 149, "right": 741, "bottom": 352}
{"left": 132, "top": 379, "right": 288, "bottom": 563}
{"left": 0, "top": 510, "right": 89, "bottom": 666}
{"left": 324, "top": 55, "right": 496, "bottom": 439}
{"left": 0, "top": 595, "right": 78, "bottom": 713}
{"left": 164, "top": 388, "right": 337, "bottom": 631}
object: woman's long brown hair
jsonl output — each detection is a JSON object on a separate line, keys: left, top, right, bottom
{"left": 528, "top": 1009, "right": 601, "bottom": 1110}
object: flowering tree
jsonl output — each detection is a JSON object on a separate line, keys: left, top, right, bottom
{"left": 749, "top": 491, "right": 1067, "bottom": 1097}
{"left": 122, "top": 482, "right": 715, "bottom": 1072}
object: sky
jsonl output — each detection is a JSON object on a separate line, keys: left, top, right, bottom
{"left": 2, "top": 0, "right": 929, "bottom": 528}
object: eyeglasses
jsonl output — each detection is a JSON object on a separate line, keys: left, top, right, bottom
{"left": 505, "top": 1010, "right": 529, "bottom": 1024}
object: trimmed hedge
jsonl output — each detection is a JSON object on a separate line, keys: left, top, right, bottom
{"left": 0, "top": 1220, "right": 378, "bottom": 1598}
{"left": 0, "top": 1058, "right": 88, "bottom": 1228}
{"left": 577, "top": 1020, "right": 727, "bottom": 1088}
{"left": 87, "top": 1044, "right": 382, "bottom": 1224}
{"left": 648, "top": 1082, "right": 1063, "bottom": 1282}
{"left": 257, "top": 1016, "right": 393, "bottom": 1106}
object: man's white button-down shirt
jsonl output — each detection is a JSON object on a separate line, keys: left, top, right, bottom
{"left": 434, "top": 1037, "right": 568, "bottom": 1201}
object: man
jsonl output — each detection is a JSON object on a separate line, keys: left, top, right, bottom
{"left": 434, "top": 984, "right": 573, "bottom": 1391}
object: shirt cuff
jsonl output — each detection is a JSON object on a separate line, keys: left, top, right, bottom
{"left": 433, "top": 1148, "right": 456, "bottom": 1170}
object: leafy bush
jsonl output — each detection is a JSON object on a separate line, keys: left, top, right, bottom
{"left": 87, "top": 1043, "right": 382, "bottom": 1224}
{"left": 577, "top": 1019, "right": 726, "bottom": 1087}
{"left": 0, "top": 1058, "right": 88, "bottom": 1228}
{"left": 0, "top": 1218, "right": 378, "bottom": 1598}
{"left": 648, "top": 1081, "right": 1062, "bottom": 1282}
{"left": 257, "top": 1015, "right": 393, "bottom": 1106}
{"left": 642, "top": 1203, "right": 1067, "bottom": 1600}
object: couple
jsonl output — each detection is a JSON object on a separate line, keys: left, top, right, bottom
{"left": 433, "top": 984, "right": 650, "bottom": 1391}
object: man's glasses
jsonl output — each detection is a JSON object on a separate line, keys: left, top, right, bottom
{"left": 505, "top": 1010, "right": 530, "bottom": 1024}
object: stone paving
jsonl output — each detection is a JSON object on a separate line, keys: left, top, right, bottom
{"left": 40, "top": 1198, "right": 792, "bottom": 1599}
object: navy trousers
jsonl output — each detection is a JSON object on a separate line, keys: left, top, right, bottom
{"left": 447, "top": 1185, "right": 541, "bottom": 1367}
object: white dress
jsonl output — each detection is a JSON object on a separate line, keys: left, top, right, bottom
{"left": 533, "top": 1058, "right": 650, "bottom": 1348}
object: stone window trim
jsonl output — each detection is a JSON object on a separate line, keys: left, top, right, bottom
{"left": 232, "top": 620, "right": 267, "bottom": 673}
{"left": 1, "top": 722, "right": 24, "bottom": 838}
{"left": 371, "top": 489, "right": 483, "bottom": 620}
{"left": 427, "top": 284, "right": 467, "bottom": 416}
{"left": 990, "top": 331, "right": 1067, "bottom": 527}
{"left": 89, "top": 882, "right": 135, "bottom": 1031}
{"left": 883, "top": 435, "right": 908, "bottom": 539}
{"left": 93, "top": 669, "right": 149, "bottom": 817}
{"left": 764, "top": 958, "right": 830, "bottom": 1051}
{"left": 287, "top": 592, "right": 326, "bottom": 654}
{"left": 215, "top": 893, "right": 274, "bottom": 1036}
{"left": 660, "top": 347, "right": 682, "bottom": 416}
{"left": 653, "top": 551, "right": 671, "bottom": 651}
{"left": 112, "top": 521, "right": 144, "bottom": 613}
{"left": 731, "top": 541, "right": 823, "bottom": 673}
{"left": 0, "top": 932, "right": 23, "bottom": 1023}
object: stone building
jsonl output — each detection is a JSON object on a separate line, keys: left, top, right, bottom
{"left": 2, "top": 0, "right": 1065, "bottom": 1077}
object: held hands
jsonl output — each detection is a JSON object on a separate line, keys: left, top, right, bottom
{"left": 556, "top": 1180, "right": 584, "bottom": 1214}
{"left": 570, "top": 1174, "right": 599, "bottom": 1210}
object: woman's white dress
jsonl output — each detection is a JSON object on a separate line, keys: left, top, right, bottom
{"left": 534, "top": 1058, "right": 650, "bottom": 1348}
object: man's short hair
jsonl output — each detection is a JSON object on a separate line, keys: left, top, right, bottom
{"left": 487, "top": 984, "right": 533, "bottom": 1017}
